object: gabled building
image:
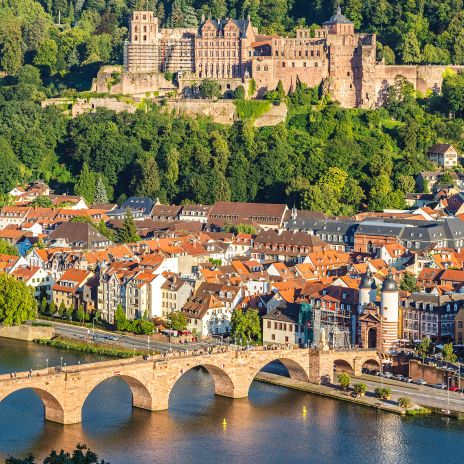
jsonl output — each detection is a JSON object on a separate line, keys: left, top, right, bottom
{"left": 52, "top": 268, "right": 94, "bottom": 311}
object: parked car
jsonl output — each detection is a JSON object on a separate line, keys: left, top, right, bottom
{"left": 384, "top": 372, "right": 394, "bottom": 379}
{"left": 447, "top": 385, "right": 460, "bottom": 392}
{"left": 433, "top": 383, "right": 446, "bottom": 389}
{"left": 413, "top": 379, "right": 427, "bottom": 385}
{"left": 403, "top": 377, "right": 413, "bottom": 383}
{"left": 392, "top": 374, "right": 404, "bottom": 381}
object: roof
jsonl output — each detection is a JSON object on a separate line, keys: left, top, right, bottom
{"left": 121, "top": 197, "right": 155, "bottom": 216}
{"left": 48, "top": 222, "right": 112, "bottom": 249}
{"left": 322, "top": 7, "right": 353, "bottom": 25}
{"left": 428, "top": 143, "right": 457, "bottom": 154}
{"left": 208, "top": 201, "right": 287, "bottom": 225}
{"left": 263, "top": 304, "right": 300, "bottom": 324}
{"left": 199, "top": 18, "right": 251, "bottom": 38}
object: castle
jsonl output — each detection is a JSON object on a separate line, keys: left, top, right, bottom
{"left": 93, "top": 8, "right": 464, "bottom": 108}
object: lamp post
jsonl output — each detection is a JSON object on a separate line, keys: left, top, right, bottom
{"left": 60, "top": 357, "right": 63, "bottom": 369}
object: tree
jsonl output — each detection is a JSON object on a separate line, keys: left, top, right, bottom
{"left": 338, "top": 372, "right": 351, "bottom": 390}
{"left": 0, "top": 138, "right": 20, "bottom": 195}
{"left": 74, "top": 162, "right": 96, "bottom": 204}
{"left": 0, "top": 274, "right": 36, "bottom": 326}
{"left": 375, "top": 387, "right": 392, "bottom": 399}
{"left": 0, "top": 20, "right": 23, "bottom": 75}
{"left": 167, "top": 311, "right": 187, "bottom": 331}
{"left": 442, "top": 343, "right": 457, "bottom": 367}
{"left": 76, "top": 304, "right": 85, "bottom": 323}
{"left": 398, "top": 397, "right": 412, "bottom": 408}
{"left": 114, "top": 304, "right": 127, "bottom": 331}
{"left": 136, "top": 156, "right": 160, "bottom": 199}
{"left": 353, "top": 383, "right": 367, "bottom": 396}
{"left": 230, "top": 309, "right": 261, "bottom": 345}
{"left": 0, "top": 239, "right": 19, "bottom": 256}
{"left": 94, "top": 176, "right": 109, "bottom": 204}
{"left": 33, "top": 38, "right": 58, "bottom": 73}
{"left": 6, "top": 442, "right": 107, "bottom": 463}
{"left": 416, "top": 337, "right": 432, "bottom": 364}
{"left": 40, "top": 297, "right": 48, "bottom": 315}
{"left": 31, "top": 196, "right": 53, "bottom": 207}
{"left": 400, "top": 272, "right": 419, "bottom": 293}
{"left": 117, "top": 210, "right": 140, "bottom": 243}
{"left": 17, "top": 65, "right": 42, "bottom": 87}
{"left": 49, "top": 301, "right": 56, "bottom": 316}
{"left": 58, "top": 302, "right": 66, "bottom": 318}
{"left": 234, "top": 85, "right": 245, "bottom": 99}
{"left": 199, "top": 79, "right": 221, "bottom": 99}
{"left": 400, "top": 32, "right": 422, "bottom": 64}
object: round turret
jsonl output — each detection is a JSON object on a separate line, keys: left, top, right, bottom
{"left": 381, "top": 270, "right": 398, "bottom": 292}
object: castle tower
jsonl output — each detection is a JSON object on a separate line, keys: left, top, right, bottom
{"left": 358, "top": 269, "right": 373, "bottom": 311}
{"left": 380, "top": 269, "right": 399, "bottom": 351}
{"left": 124, "top": 11, "right": 159, "bottom": 73}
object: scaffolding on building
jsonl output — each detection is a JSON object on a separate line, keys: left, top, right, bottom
{"left": 312, "top": 305, "right": 352, "bottom": 350}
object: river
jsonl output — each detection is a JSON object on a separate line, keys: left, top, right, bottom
{"left": 0, "top": 338, "right": 463, "bottom": 464}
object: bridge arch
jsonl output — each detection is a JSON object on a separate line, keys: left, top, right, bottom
{"left": 1, "top": 387, "right": 65, "bottom": 423}
{"left": 246, "top": 356, "right": 310, "bottom": 394}
{"left": 83, "top": 374, "right": 154, "bottom": 412}
{"left": 361, "top": 358, "right": 381, "bottom": 371}
{"left": 168, "top": 363, "right": 237, "bottom": 400}
{"left": 333, "top": 359, "right": 355, "bottom": 375}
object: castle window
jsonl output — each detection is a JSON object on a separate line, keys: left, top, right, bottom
{"left": 347, "top": 71, "right": 350, "bottom": 76}
{"left": 282, "top": 62, "right": 285, "bottom": 67}
{"left": 134, "top": 35, "right": 138, "bottom": 41}
{"left": 143, "top": 35, "right": 147, "bottom": 41}
{"left": 315, "top": 62, "right": 318, "bottom": 67}
{"left": 311, "top": 50, "right": 314, "bottom": 57}
{"left": 143, "top": 26, "right": 147, "bottom": 32}
{"left": 292, "top": 62, "right": 295, "bottom": 67}
{"left": 303, "top": 62, "right": 306, "bottom": 67}
{"left": 143, "top": 14, "right": 146, "bottom": 20}
{"left": 264, "top": 65, "right": 268, "bottom": 71}
{"left": 317, "top": 50, "right": 320, "bottom": 57}
{"left": 257, "top": 65, "right": 261, "bottom": 71}
{"left": 134, "top": 26, "right": 138, "bottom": 33}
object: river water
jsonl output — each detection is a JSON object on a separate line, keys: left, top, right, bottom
{"left": 0, "top": 338, "right": 463, "bottom": 464}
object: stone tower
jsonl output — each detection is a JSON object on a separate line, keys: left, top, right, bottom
{"left": 380, "top": 269, "right": 399, "bottom": 351}
{"left": 124, "top": 11, "right": 159, "bottom": 73}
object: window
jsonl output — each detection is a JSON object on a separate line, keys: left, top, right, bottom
{"left": 285, "top": 336, "right": 289, "bottom": 343}
{"left": 267, "top": 320, "right": 271, "bottom": 328}
{"left": 271, "top": 334, "right": 275, "bottom": 341}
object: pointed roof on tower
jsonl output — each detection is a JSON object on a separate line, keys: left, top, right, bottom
{"left": 322, "top": 6, "right": 353, "bottom": 25}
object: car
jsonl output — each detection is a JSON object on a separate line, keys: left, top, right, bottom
{"left": 384, "top": 372, "right": 393, "bottom": 379}
{"left": 447, "top": 385, "right": 460, "bottom": 392}
{"left": 108, "top": 335, "right": 119, "bottom": 341}
{"left": 413, "top": 379, "right": 427, "bottom": 385}
{"left": 433, "top": 383, "right": 446, "bottom": 389}
{"left": 392, "top": 374, "right": 404, "bottom": 381}
{"left": 403, "top": 377, "right": 413, "bottom": 383}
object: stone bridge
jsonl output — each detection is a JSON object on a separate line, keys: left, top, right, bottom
{"left": 0, "top": 347, "right": 379, "bottom": 424}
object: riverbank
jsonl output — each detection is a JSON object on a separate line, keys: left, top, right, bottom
{"left": 255, "top": 372, "right": 409, "bottom": 415}
{"left": 33, "top": 337, "right": 148, "bottom": 358}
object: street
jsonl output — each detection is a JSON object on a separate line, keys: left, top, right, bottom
{"left": 356, "top": 374, "right": 464, "bottom": 413}
{"left": 39, "top": 319, "right": 217, "bottom": 354}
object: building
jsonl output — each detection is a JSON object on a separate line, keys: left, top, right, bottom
{"left": 262, "top": 304, "right": 305, "bottom": 345}
{"left": 52, "top": 268, "right": 93, "bottom": 311}
{"left": 427, "top": 144, "right": 458, "bottom": 168}
{"left": 160, "top": 274, "right": 193, "bottom": 317}
{"left": 92, "top": 9, "right": 464, "bottom": 108}
{"left": 48, "top": 222, "right": 112, "bottom": 250}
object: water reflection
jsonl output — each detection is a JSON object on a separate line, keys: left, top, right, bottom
{"left": 0, "top": 339, "right": 463, "bottom": 464}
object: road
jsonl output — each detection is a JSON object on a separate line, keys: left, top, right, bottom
{"left": 39, "top": 319, "right": 217, "bottom": 354}
{"left": 355, "top": 374, "right": 464, "bottom": 413}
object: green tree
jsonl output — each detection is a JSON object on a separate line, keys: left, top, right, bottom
{"left": 400, "top": 32, "right": 422, "bottom": 64}
{"left": 94, "top": 176, "right": 109, "bottom": 203}
{"left": 0, "top": 274, "right": 36, "bottom": 325}
{"left": 353, "top": 383, "right": 368, "bottom": 396}
{"left": 400, "top": 272, "right": 419, "bottom": 292}
{"left": 31, "top": 196, "right": 53, "bottom": 207}
{"left": 49, "top": 301, "right": 56, "bottom": 316}
{"left": 234, "top": 85, "right": 245, "bottom": 99}
{"left": 416, "top": 337, "right": 432, "bottom": 364}
{"left": 199, "top": 79, "right": 222, "bottom": 99}
{"left": 114, "top": 304, "right": 127, "bottom": 331}
{"left": 0, "top": 20, "right": 23, "bottom": 75}
{"left": 136, "top": 156, "right": 161, "bottom": 199}
{"left": 74, "top": 162, "right": 96, "bottom": 204}
{"left": 0, "top": 239, "right": 19, "bottom": 256}
{"left": 58, "top": 302, "right": 66, "bottom": 318}
{"left": 442, "top": 342, "right": 457, "bottom": 366}
{"left": 398, "top": 396, "right": 412, "bottom": 408}
{"left": 338, "top": 372, "right": 351, "bottom": 390}
{"left": 76, "top": 304, "right": 85, "bottom": 323}
{"left": 0, "top": 138, "right": 20, "bottom": 195}
{"left": 230, "top": 309, "right": 261, "bottom": 345}
{"left": 117, "top": 210, "right": 140, "bottom": 243}
{"left": 167, "top": 311, "right": 187, "bottom": 331}
{"left": 40, "top": 297, "right": 48, "bottom": 315}
{"left": 33, "top": 38, "right": 58, "bottom": 73}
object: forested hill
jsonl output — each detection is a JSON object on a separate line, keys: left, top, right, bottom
{"left": 1, "top": 0, "right": 464, "bottom": 81}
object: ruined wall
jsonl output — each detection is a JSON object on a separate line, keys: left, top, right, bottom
{"left": 165, "top": 99, "right": 287, "bottom": 126}
{"left": 375, "top": 65, "right": 464, "bottom": 106}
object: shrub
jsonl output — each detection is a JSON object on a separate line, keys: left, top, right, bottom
{"left": 375, "top": 387, "right": 392, "bottom": 400}
{"left": 338, "top": 373, "right": 351, "bottom": 390}
{"left": 234, "top": 99, "right": 271, "bottom": 120}
{"left": 398, "top": 397, "right": 412, "bottom": 408}
{"left": 353, "top": 383, "right": 368, "bottom": 396}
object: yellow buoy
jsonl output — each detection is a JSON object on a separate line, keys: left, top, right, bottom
{"left": 302, "top": 406, "right": 307, "bottom": 415}
{"left": 222, "top": 418, "right": 227, "bottom": 427}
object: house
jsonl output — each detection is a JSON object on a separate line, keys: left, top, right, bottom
{"left": 0, "top": 253, "right": 28, "bottom": 273}
{"left": 48, "top": 222, "right": 112, "bottom": 250}
{"left": 151, "top": 204, "right": 182, "bottom": 221}
{"left": 0, "top": 207, "right": 30, "bottom": 229}
{"left": 160, "top": 274, "right": 193, "bottom": 317}
{"left": 10, "top": 266, "right": 54, "bottom": 301}
{"left": 178, "top": 204, "right": 212, "bottom": 223}
{"left": 404, "top": 193, "right": 435, "bottom": 208}
{"left": 262, "top": 303, "right": 305, "bottom": 345}
{"left": 417, "top": 171, "right": 464, "bottom": 193}
{"left": 125, "top": 271, "right": 166, "bottom": 319}
{"left": 207, "top": 201, "right": 288, "bottom": 230}
{"left": 252, "top": 230, "right": 329, "bottom": 263}
{"left": 427, "top": 143, "right": 458, "bottom": 168}
{"left": 52, "top": 268, "right": 94, "bottom": 311}
{"left": 454, "top": 308, "right": 464, "bottom": 344}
